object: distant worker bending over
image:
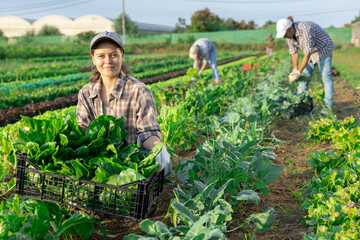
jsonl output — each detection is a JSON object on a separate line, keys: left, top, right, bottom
{"left": 265, "top": 33, "right": 274, "bottom": 58}
{"left": 276, "top": 16, "right": 335, "bottom": 114}
{"left": 189, "top": 38, "right": 220, "bottom": 85}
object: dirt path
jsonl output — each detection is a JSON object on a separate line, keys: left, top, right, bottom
{"left": 248, "top": 78, "right": 360, "bottom": 240}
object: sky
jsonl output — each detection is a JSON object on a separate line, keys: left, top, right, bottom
{"left": 1, "top": 0, "right": 360, "bottom": 28}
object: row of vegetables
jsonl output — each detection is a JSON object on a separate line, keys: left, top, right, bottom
{"left": 303, "top": 115, "right": 360, "bottom": 239}
{"left": 0, "top": 50, "right": 331, "bottom": 239}
{"left": 0, "top": 51, "right": 249, "bottom": 83}
{"left": 0, "top": 51, "right": 253, "bottom": 109}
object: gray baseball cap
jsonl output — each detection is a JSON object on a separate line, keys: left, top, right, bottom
{"left": 90, "top": 31, "right": 125, "bottom": 52}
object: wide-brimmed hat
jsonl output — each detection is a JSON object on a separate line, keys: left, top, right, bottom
{"left": 276, "top": 18, "right": 293, "bottom": 38}
{"left": 189, "top": 45, "right": 199, "bottom": 59}
{"left": 90, "top": 31, "right": 125, "bottom": 52}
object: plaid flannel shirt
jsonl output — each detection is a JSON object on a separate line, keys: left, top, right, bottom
{"left": 76, "top": 72, "right": 162, "bottom": 147}
{"left": 287, "top": 21, "right": 335, "bottom": 64}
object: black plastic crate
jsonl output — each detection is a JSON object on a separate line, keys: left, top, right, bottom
{"left": 15, "top": 153, "right": 164, "bottom": 220}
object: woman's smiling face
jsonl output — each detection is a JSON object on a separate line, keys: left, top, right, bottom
{"left": 91, "top": 41, "right": 123, "bottom": 79}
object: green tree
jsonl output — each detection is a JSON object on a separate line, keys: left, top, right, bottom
{"left": 239, "top": 20, "right": 247, "bottom": 30}
{"left": 77, "top": 31, "right": 97, "bottom": 43}
{"left": 189, "top": 8, "right": 258, "bottom": 32}
{"left": 0, "top": 30, "right": 7, "bottom": 42}
{"left": 246, "top": 20, "right": 256, "bottom": 30}
{"left": 24, "top": 29, "right": 35, "bottom": 36}
{"left": 173, "top": 18, "right": 189, "bottom": 33}
{"left": 114, "top": 13, "right": 138, "bottom": 35}
{"left": 38, "top": 25, "right": 62, "bottom": 36}
{"left": 262, "top": 20, "right": 276, "bottom": 29}
{"left": 224, "top": 18, "right": 239, "bottom": 30}
{"left": 190, "top": 8, "right": 223, "bottom": 32}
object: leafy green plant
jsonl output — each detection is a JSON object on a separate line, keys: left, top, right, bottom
{"left": 17, "top": 114, "right": 161, "bottom": 181}
{"left": 308, "top": 149, "right": 344, "bottom": 170}
{"left": 186, "top": 67, "right": 199, "bottom": 78}
{"left": 175, "top": 138, "right": 283, "bottom": 197}
{"left": 307, "top": 117, "right": 336, "bottom": 142}
{"left": 0, "top": 194, "right": 100, "bottom": 239}
{"left": 158, "top": 104, "right": 199, "bottom": 152}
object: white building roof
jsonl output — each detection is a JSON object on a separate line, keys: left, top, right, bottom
{"left": 0, "top": 15, "right": 174, "bottom": 37}
{"left": 32, "top": 15, "right": 73, "bottom": 35}
{"left": 0, "top": 16, "right": 32, "bottom": 37}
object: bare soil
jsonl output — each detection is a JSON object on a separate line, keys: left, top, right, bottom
{"left": 82, "top": 76, "right": 360, "bottom": 240}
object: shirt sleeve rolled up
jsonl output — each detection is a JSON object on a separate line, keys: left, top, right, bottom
{"left": 136, "top": 87, "right": 162, "bottom": 147}
{"left": 76, "top": 88, "right": 93, "bottom": 133}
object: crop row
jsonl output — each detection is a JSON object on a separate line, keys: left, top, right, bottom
{"left": 302, "top": 116, "right": 360, "bottom": 239}
{"left": 0, "top": 51, "right": 256, "bottom": 109}
{"left": 0, "top": 51, "right": 249, "bottom": 83}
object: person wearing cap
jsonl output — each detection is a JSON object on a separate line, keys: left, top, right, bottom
{"left": 276, "top": 16, "right": 335, "bottom": 112}
{"left": 265, "top": 33, "right": 274, "bottom": 58}
{"left": 189, "top": 38, "right": 220, "bottom": 85}
{"left": 76, "top": 31, "right": 172, "bottom": 176}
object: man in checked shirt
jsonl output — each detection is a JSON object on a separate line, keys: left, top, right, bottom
{"left": 76, "top": 31, "right": 172, "bottom": 176}
{"left": 276, "top": 16, "right": 335, "bottom": 114}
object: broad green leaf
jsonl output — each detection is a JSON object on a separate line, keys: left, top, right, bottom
{"left": 140, "top": 220, "right": 173, "bottom": 238}
{"left": 71, "top": 159, "right": 89, "bottom": 179}
{"left": 252, "top": 179, "right": 270, "bottom": 196}
{"left": 106, "top": 144, "right": 117, "bottom": 156}
{"left": 54, "top": 212, "right": 94, "bottom": 239}
{"left": 197, "top": 182, "right": 215, "bottom": 202}
{"left": 246, "top": 207, "right": 277, "bottom": 232}
{"left": 123, "top": 234, "right": 157, "bottom": 240}
{"left": 138, "top": 142, "right": 163, "bottom": 169}
{"left": 59, "top": 134, "right": 68, "bottom": 147}
{"left": 211, "top": 179, "right": 233, "bottom": 204}
{"left": 73, "top": 146, "right": 89, "bottom": 158}
{"left": 193, "top": 180, "right": 207, "bottom": 195}
{"left": 231, "top": 190, "right": 260, "bottom": 203}
{"left": 184, "top": 199, "right": 205, "bottom": 213}
{"left": 19, "top": 216, "right": 49, "bottom": 240}
{"left": 107, "top": 169, "right": 145, "bottom": 186}
{"left": 97, "top": 125, "right": 107, "bottom": 139}
{"left": 259, "top": 163, "right": 284, "bottom": 184}
{"left": 89, "top": 157, "right": 126, "bottom": 177}
{"left": 10, "top": 195, "right": 21, "bottom": 217}
{"left": 185, "top": 214, "right": 211, "bottom": 237}
{"left": 119, "top": 144, "right": 141, "bottom": 163}
{"left": 141, "top": 163, "right": 160, "bottom": 178}
{"left": 204, "top": 228, "right": 227, "bottom": 239}
{"left": 6, "top": 232, "right": 32, "bottom": 240}
{"left": 91, "top": 167, "right": 107, "bottom": 183}
{"left": 139, "top": 220, "right": 157, "bottom": 235}
{"left": 171, "top": 202, "right": 199, "bottom": 225}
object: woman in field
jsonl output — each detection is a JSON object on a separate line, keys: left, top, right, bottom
{"left": 189, "top": 38, "right": 221, "bottom": 85}
{"left": 76, "top": 31, "right": 171, "bottom": 176}
{"left": 276, "top": 16, "right": 335, "bottom": 114}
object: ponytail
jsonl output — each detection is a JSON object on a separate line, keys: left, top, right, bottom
{"left": 90, "top": 65, "right": 101, "bottom": 83}
{"left": 89, "top": 63, "right": 132, "bottom": 83}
